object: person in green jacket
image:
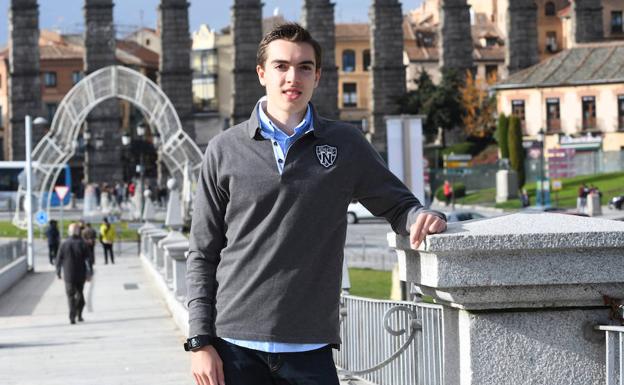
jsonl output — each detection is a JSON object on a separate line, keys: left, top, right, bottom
{"left": 99, "top": 217, "right": 116, "bottom": 264}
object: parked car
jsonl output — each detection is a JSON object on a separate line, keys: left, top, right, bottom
{"left": 521, "top": 206, "right": 589, "bottom": 217}
{"left": 346, "top": 201, "right": 376, "bottom": 224}
{"left": 444, "top": 211, "right": 486, "bottom": 222}
{"left": 609, "top": 195, "right": 624, "bottom": 210}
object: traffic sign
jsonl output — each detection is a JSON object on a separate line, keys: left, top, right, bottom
{"left": 35, "top": 210, "right": 48, "bottom": 226}
{"left": 552, "top": 179, "right": 563, "bottom": 191}
{"left": 54, "top": 185, "right": 69, "bottom": 200}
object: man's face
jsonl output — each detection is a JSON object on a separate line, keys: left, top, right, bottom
{"left": 257, "top": 39, "right": 321, "bottom": 116}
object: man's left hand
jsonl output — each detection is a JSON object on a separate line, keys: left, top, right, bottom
{"left": 409, "top": 213, "right": 447, "bottom": 250}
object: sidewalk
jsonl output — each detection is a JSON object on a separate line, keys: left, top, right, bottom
{"left": 0, "top": 240, "right": 190, "bottom": 385}
{"left": 0, "top": 239, "right": 370, "bottom": 385}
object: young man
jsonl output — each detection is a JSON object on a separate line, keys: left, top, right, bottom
{"left": 186, "top": 23, "right": 446, "bottom": 385}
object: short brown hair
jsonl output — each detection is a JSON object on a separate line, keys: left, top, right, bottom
{"left": 256, "top": 23, "right": 322, "bottom": 70}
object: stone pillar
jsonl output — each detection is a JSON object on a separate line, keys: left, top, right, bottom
{"left": 369, "top": 0, "right": 406, "bottom": 158}
{"left": 573, "top": 0, "right": 604, "bottom": 44}
{"left": 83, "top": 0, "right": 123, "bottom": 182}
{"left": 301, "top": 0, "right": 339, "bottom": 120}
{"left": 231, "top": 0, "right": 264, "bottom": 125}
{"left": 506, "top": 0, "right": 539, "bottom": 74}
{"left": 158, "top": 0, "right": 195, "bottom": 139}
{"left": 389, "top": 213, "right": 624, "bottom": 385}
{"left": 8, "top": 0, "right": 42, "bottom": 160}
{"left": 439, "top": 0, "right": 474, "bottom": 78}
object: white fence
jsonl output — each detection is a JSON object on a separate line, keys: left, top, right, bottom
{"left": 335, "top": 295, "right": 443, "bottom": 385}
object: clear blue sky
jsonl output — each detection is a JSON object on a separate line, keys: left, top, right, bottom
{"left": 0, "top": 0, "right": 423, "bottom": 47}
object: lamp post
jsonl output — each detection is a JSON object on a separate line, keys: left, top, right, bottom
{"left": 537, "top": 129, "right": 545, "bottom": 206}
{"left": 25, "top": 115, "right": 48, "bottom": 272}
{"left": 122, "top": 122, "right": 156, "bottom": 219}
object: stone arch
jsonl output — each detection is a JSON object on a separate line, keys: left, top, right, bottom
{"left": 13, "top": 65, "right": 203, "bottom": 228}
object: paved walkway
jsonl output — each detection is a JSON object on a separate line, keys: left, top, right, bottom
{"left": 0, "top": 241, "right": 190, "bottom": 385}
{"left": 0, "top": 240, "right": 368, "bottom": 385}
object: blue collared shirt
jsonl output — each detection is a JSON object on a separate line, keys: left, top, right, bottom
{"left": 256, "top": 97, "right": 313, "bottom": 174}
{"left": 222, "top": 99, "right": 327, "bottom": 353}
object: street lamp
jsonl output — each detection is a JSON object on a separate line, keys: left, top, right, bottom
{"left": 122, "top": 122, "right": 156, "bottom": 218}
{"left": 25, "top": 115, "right": 48, "bottom": 272}
{"left": 537, "top": 128, "right": 545, "bottom": 206}
{"left": 82, "top": 130, "right": 104, "bottom": 184}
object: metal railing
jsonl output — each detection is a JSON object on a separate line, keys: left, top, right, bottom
{"left": 598, "top": 325, "right": 624, "bottom": 385}
{"left": 0, "top": 240, "right": 25, "bottom": 270}
{"left": 334, "top": 294, "right": 443, "bottom": 385}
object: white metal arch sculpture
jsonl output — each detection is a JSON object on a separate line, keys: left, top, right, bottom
{"left": 13, "top": 65, "right": 203, "bottom": 229}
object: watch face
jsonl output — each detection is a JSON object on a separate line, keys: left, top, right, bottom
{"left": 190, "top": 338, "right": 199, "bottom": 348}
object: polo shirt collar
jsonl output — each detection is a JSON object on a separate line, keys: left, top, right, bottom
{"left": 246, "top": 97, "right": 328, "bottom": 139}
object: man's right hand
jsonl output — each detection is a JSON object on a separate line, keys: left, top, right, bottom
{"left": 190, "top": 345, "right": 225, "bottom": 385}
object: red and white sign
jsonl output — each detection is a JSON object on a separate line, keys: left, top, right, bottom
{"left": 54, "top": 185, "right": 70, "bottom": 200}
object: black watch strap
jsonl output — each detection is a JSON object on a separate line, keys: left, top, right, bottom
{"left": 184, "top": 335, "right": 214, "bottom": 352}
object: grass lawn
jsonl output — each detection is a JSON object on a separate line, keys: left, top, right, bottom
{"left": 458, "top": 171, "right": 624, "bottom": 210}
{"left": 0, "top": 220, "right": 140, "bottom": 241}
{"left": 347, "top": 268, "right": 392, "bottom": 300}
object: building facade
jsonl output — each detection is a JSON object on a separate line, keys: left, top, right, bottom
{"left": 494, "top": 42, "right": 624, "bottom": 155}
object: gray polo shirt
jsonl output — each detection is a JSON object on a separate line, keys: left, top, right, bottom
{"left": 186, "top": 102, "right": 442, "bottom": 344}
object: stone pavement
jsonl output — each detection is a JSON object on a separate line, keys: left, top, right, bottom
{"left": 0, "top": 240, "right": 190, "bottom": 385}
{"left": 0, "top": 240, "right": 370, "bottom": 385}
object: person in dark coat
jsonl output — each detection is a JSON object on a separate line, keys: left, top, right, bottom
{"left": 45, "top": 220, "right": 60, "bottom": 265}
{"left": 56, "top": 223, "right": 93, "bottom": 324}
{"left": 81, "top": 222, "right": 97, "bottom": 265}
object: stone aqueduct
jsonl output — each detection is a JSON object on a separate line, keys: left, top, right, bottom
{"left": 8, "top": 0, "right": 605, "bottom": 179}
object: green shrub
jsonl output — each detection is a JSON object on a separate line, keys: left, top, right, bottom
{"left": 435, "top": 182, "right": 466, "bottom": 201}
{"left": 495, "top": 114, "right": 509, "bottom": 159}
{"left": 508, "top": 115, "right": 525, "bottom": 188}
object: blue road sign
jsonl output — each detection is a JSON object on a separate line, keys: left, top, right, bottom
{"left": 35, "top": 210, "right": 48, "bottom": 226}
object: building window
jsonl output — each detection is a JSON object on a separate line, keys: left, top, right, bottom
{"left": 582, "top": 96, "right": 596, "bottom": 130}
{"left": 342, "top": 50, "right": 355, "bottom": 72}
{"left": 44, "top": 72, "right": 57, "bottom": 87}
{"left": 72, "top": 71, "right": 83, "bottom": 85}
{"left": 546, "top": 98, "right": 560, "bottom": 133}
{"left": 192, "top": 77, "right": 218, "bottom": 111}
{"left": 485, "top": 65, "right": 498, "bottom": 81}
{"left": 362, "top": 50, "right": 371, "bottom": 72}
{"left": 342, "top": 83, "right": 357, "bottom": 107}
{"left": 618, "top": 95, "right": 624, "bottom": 130}
{"left": 612, "top": 11, "right": 623, "bottom": 34}
{"left": 545, "top": 1, "right": 556, "bottom": 16}
{"left": 511, "top": 99, "right": 526, "bottom": 131}
{"left": 192, "top": 50, "right": 217, "bottom": 76}
{"left": 545, "top": 31, "right": 558, "bottom": 52}
{"left": 485, "top": 37, "right": 497, "bottom": 47}
{"left": 45, "top": 103, "right": 58, "bottom": 122}
{"left": 146, "top": 38, "right": 151, "bottom": 46}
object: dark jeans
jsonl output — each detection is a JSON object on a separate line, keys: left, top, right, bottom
{"left": 88, "top": 244, "right": 95, "bottom": 265}
{"left": 49, "top": 244, "right": 59, "bottom": 264}
{"left": 102, "top": 243, "right": 114, "bottom": 264}
{"left": 214, "top": 339, "right": 340, "bottom": 385}
{"left": 65, "top": 281, "right": 85, "bottom": 322}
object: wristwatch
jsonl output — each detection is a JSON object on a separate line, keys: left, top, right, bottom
{"left": 184, "top": 335, "right": 214, "bottom": 352}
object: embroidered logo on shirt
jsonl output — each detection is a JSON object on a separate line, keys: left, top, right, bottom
{"left": 315, "top": 145, "right": 337, "bottom": 168}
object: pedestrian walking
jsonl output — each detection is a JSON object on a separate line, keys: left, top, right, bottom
{"left": 521, "top": 189, "right": 530, "bottom": 208}
{"left": 443, "top": 180, "right": 453, "bottom": 206}
{"left": 577, "top": 183, "right": 589, "bottom": 213}
{"left": 81, "top": 222, "right": 97, "bottom": 265}
{"left": 45, "top": 220, "right": 60, "bottom": 265}
{"left": 99, "top": 218, "right": 116, "bottom": 264}
{"left": 185, "top": 23, "right": 447, "bottom": 385}
{"left": 56, "top": 223, "right": 92, "bottom": 324}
